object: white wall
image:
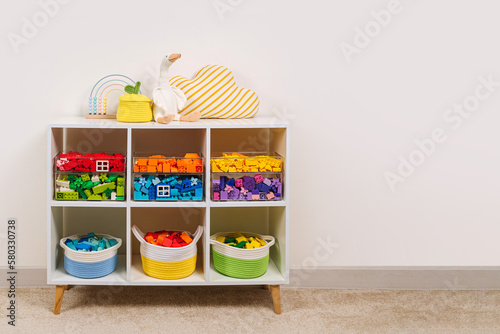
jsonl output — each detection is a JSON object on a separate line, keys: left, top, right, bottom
{"left": 1, "top": 0, "right": 500, "bottom": 269}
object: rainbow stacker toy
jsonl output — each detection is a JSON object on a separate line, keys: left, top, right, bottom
{"left": 87, "top": 74, "right": 141, "bottom": 119}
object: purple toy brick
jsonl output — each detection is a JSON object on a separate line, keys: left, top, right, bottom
{"left": 259, "top": 193, "right": 267, "bottom": 200}
{"left": 213, "top": 180, "right": 220, "bottom": 192}
{"left": 247, "top": 193, "right": 253, "bottom": 200}
{"left": 256, "top": 182, "right": 271, "bottom": 193}
{"left": 243, "top": 176, "right": 255, "bottom": 191}
{"left": 238, "top": 193, "right": 246, "bottom": 200}
{"left": 220, "top": 190, "right": 228, "bottom": 201}
{"left": 251, "top": 188, "right": 259, "bottom": 195}
{"left": 227, "top": 188, "right": 239, "bottom": 200}
{"left": 263, "top": 178, "right": 271, "bottom": 186}
{"left": 220, "top": 176, "right": 226, "bottom": 190}
{"left": 275, "top": 193, "right": 281, "bottom": 199}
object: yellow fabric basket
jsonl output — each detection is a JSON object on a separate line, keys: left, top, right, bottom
{"left": 132, "top": 225, "right": 203, "bottom": 280}
{"left": 116, "top": 94, "right": 153, "bottom": 123}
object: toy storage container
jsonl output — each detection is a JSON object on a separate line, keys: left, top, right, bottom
{"left": 60, "top": 233, "right": 122, "bottom": 279}
{"left": 210, "top": 232, "right": 275, "bottom": 279}
{"left": 132, "top": 225, "right": 203, "bottom": 280}
{"left": 211, "top": 153, "right": 283, "bottom": 201}
{"left": 54, "top": 152, "right": 126, "bottom": 201}
{"left": 133, "top": 153, "right": 204, "bottom": 201}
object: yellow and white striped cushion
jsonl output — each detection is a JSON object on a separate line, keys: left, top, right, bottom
{"left": 169, "top": 65, "right": 259, "bottom": 119}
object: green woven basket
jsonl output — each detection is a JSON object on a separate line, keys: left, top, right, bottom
{"left": 213, "top": 250, "right": 269, "bottom": 279}
{"left": 210, "top": 232, "right": 275, "bottom": 279}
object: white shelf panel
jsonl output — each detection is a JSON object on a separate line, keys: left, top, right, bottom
{"left": 209, "top": 200, "right": 287, "bottom": 208}
{"left": 50, "top": 200, "right": 127, "bottom": 208}
{"left": 49, "top": 117, "right": 288, "bottom": 129}
{"left": 50, "top": 255, "right": 128, "bottom": 285}
{"left": 130, "top": 255, "right": 206, "bottom": 285}
{"left": 130, "top": 201, "right": 207, "bottom": 208}
{"left": 209, "top": 258, "right": 285, "bottom": 285}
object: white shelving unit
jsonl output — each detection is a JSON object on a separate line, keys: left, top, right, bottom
{"left": 47, "top": 117, "right": 289, "bottom": 314}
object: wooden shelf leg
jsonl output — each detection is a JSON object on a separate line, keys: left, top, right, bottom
{"left": 263, "top": 285, "right": 270, "bottom": 290}
{"left": 270, "top": 285, "right": 281, "bottom": 314}
{"left": 53, "top": 285, "right": 68, "bottom": 315}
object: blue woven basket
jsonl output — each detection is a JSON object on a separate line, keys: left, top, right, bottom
{"left": 60, "top": 233, "right": 122, "bottom": 279}
{"left": 64, "top": 254, "right": 118, "bottom": 279}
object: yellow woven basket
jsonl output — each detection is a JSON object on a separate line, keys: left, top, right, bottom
{"left": 116, "top": 94, "right": 152, "bottom": 123}
{"left": 132, "top": 225, "right": 203, "bottom": 280}
{"left": 141, "top": 255, "right": 197, "bottom": 280}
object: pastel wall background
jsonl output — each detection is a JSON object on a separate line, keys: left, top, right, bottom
{"left": 1, "top": 0, "right": 500, "bottom": 271}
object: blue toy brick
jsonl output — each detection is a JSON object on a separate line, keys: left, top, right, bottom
{"left": 152, "top": 177, "right": 161, "bottom": 186}
{"left": 140, "top": 185, "right": 148, "bottom": 194}
{"left": 220, "top": 176, "right": 226, "bottom": 189}
{"left": 134, "top": 182, "right": 142, "bottom": 192}
{"left": 87, "top": 232, "right": 96, "bottom": 238}
{"left": 252, "top": 189, "right": 259, "bottom": 195}
{"left": 72, "top": 240, "right": 78, "bottom": 247}
{"left": 76, "top": 243, "right": 91, "bottom": 251}
{"left": 66, "top": 243, "right": 77, "bottom": 251}
{"left": 227, "top": 178, "right": 235, "bottom": 187}
{"left": 108, "top": 239, "right": 118, "bottom": 247}
{"left": 195, "top": 187, "right": 203, "bottom": 198}
{"left": 79, "top": 237, "right": 88, "bottom": 243}
{"left": 145, "top": 180, "right": 152, "bottom": 188}
{"left": 148, "top": 186, "right": 156, "bottom": 200}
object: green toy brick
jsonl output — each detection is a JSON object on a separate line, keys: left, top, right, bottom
{"left": 107, "top": 174, "right": 118, "bottom": 182}
{"left": 78, "top": 188, "right": 88, "bottom": 199}
{"left": 116, "top": 196, "right": 124, "bottom": 201}
{"left": 235, "top": 241, "right": 247, "bottom": 248}
{"left": 81, "top": 174, "right": 90, "bottom": 182}
{"left": 92, "top": 182, "right": 116, "bottom": 194}
{"left": 117, "top": 177, "right": 125, "bottom": 187}
{"left": 84, "top": 189, "right": 91, "bottom": 197}
{"left": 62, "top": 192, "right": 78, "bottom": 200}
{"left": 99, "top": 173, "right": 108, "bottom": 182}
{"left": 225, "top": 237, "right": 236, "bottom": 243}
{"left": 116, "top": 186, "right": 124, "bottom": 196}
{"left": 56, "top": 192, "right": 64, "bottom": 199}
{"left": 82, "top": 180, "right": 94, "bottom": 189}
{"left": 87, "top": 194, "right": 102, "bottom": 200}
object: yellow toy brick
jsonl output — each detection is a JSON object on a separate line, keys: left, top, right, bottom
{"left": 233, "top": 232, "right": 244, "bottom": 237}
{"left": 236, "top": 236, "right": 247, "bottom": 243}
{"left": 216, "top": 236, "right": 226, "bottom": 243}
{"left": 256, "top": 238, "right": 267, "bottom": 246}
{"left": 245, "top": 242, "right": 254, "bottom": 249}
{"left": 249, "top": 240, "right": 261, "bottom": 248}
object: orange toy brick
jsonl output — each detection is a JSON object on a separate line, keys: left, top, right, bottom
{"left": 171, "top": 166, "right": 178, "bottom": 173}
{"left": 184, "top": 153, "right": 200, "bottom": 158}
{"left": 148, "top": 159, "right": 158, "bottom": 166}
{"left": 140, "top": 166, "right": 147, "bottom": 172}
{"left": 134, "top": 165, "right": 139, "bottom": 172}
{"left": 180, "top": 232, "right": 193, "bottom": 244}
{"left": 137, "top": 159, "right": 148, "bottom": 166}
{"left": 187, "top": 164, "right": 197, "bottom": 173}
{"left": 145, "top": 235, "right": 155, "bottom": 244}
{"left": 156, "top": 164, "right": 163, "bottom": 173}
{"left": 147, "top": 165, "right": 156, "bottom": 173}
{"left": 156, "top": 234, "right": 165, "bottom": 245}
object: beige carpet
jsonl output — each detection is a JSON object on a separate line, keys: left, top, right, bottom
{"left": 1, "top": 287, "right": 500, "bottom": 333}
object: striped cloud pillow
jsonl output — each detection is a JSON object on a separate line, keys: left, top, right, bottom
{"left": 169, "top": 65, "right": 259, "bottom": 119}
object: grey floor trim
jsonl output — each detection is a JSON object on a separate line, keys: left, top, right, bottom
{"left": 3, "top": 267, "right": 500, "bottom": 289}
{"left": 289, "top": 267, "right": 500, "bottom": 289}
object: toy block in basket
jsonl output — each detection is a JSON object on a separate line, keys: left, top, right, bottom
{"left": 132, "top": 225, "right": 203, "bottom": 280}
{"left": 60, "top": 232, "right": 122, "bottom": 279}
{"left": 133, "top": 153, "right": 203, "bottom": 201}
{"left": 210, "top": 232, "right": 275, "bottom": 279}
{"left": 211, "top": 152, "right": 283, "bottom": 201}
{"left": 54, "top": 151, "right": 126, "bottom": 201}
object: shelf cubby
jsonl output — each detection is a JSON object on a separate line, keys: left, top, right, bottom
{"left": 129, "top": 207, "right": 207, "bottom": 284}
{"left": 47, "top": 207, "right": 128, "bottom": 285}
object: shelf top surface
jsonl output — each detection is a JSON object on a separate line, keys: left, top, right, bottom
{"left": 49, "top": 116, "right": 289, "bottom": 129}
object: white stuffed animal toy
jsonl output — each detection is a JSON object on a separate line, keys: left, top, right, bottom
{"left": 152, "top": 53, "right": 201, "bottom": 124}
